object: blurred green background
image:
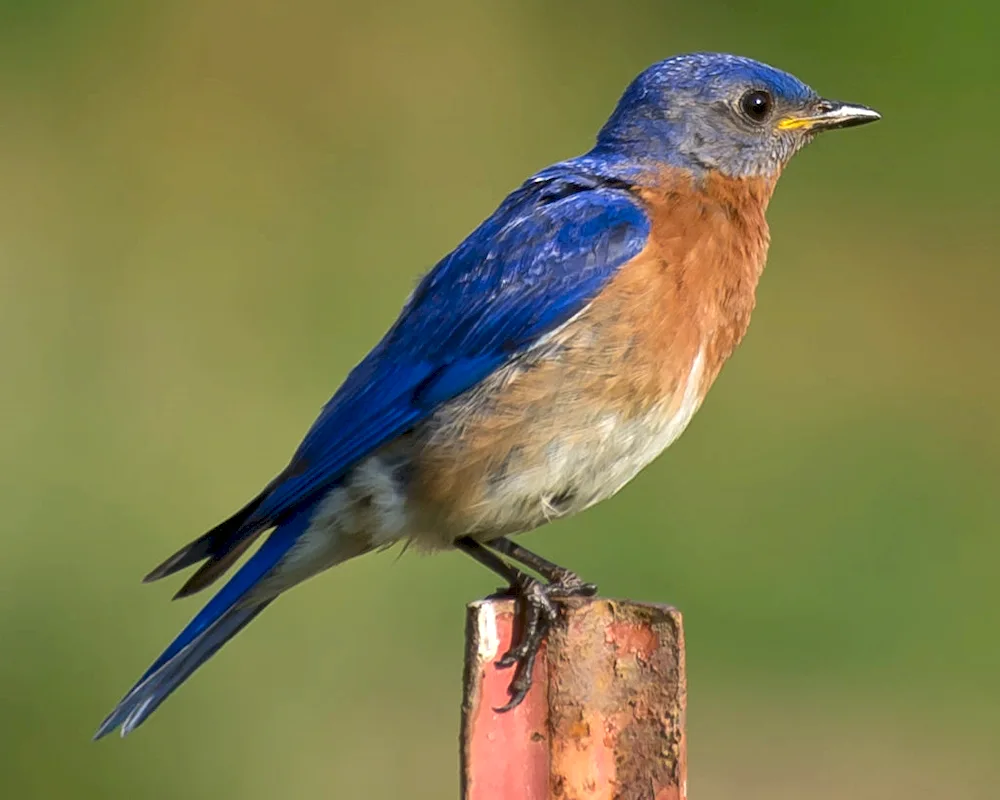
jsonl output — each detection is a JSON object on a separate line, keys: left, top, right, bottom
{"left": 1, "top": 0, "right": 997, "bottom": 797}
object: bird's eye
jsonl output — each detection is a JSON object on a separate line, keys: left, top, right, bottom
{"left": 739, "top": 90, "right": 773, "bottom": 123}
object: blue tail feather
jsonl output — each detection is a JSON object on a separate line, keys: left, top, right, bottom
{"left": 94, "top": 601, "right": 273, "bottom": 738}
{"left": 94, "top": 508, "right": 314, "bottom": 739}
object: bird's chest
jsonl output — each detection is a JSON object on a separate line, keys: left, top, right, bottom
{"left": 636, "top": 173, "right": 773, "bottom": 370}
{"left": 400, "top": 175, "right": 771, "bottom": 543}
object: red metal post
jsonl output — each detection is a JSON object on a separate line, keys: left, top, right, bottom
{"left": 461, "top": 597, "right": 686, "bottom": 800}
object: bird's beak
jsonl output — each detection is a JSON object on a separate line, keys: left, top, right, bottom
{"left": 777, "top": 99, "right": 881, "bottom": 132}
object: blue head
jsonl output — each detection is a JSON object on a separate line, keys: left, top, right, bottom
{"left": 596, "top": 53, "right": 879, "bottom": 178}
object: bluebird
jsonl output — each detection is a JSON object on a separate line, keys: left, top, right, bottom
{"left": 95, "top": 52, "right": 879, "bottom": 738}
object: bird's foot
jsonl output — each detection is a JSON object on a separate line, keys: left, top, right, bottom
{"left": 546, "top": 569, "right": 598, "bottom": 598}
{"left": 494, "top": 576, "right": 557, "bottom": 712}
{"left": 492, "top": 571, "right": 598, "bottom": 713}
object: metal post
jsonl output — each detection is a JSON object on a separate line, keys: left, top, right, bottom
{"left": 462, "top": 597, "right": 686, "bottom": 800}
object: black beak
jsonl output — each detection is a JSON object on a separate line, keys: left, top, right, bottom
{"left": 778, "top": 99, "right": 881, "bottom": 133}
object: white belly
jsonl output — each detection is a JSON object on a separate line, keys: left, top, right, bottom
{"left": 259, "top": 347, "right": 706, "bottom": 591}
{"left": 409, "top": 345, "right": 708, "bottom": 545}
{"left": 566, "top": 346, "right": 706, "bottom": 510}
{"left": 483, "top": 346, "right": 705, "bottom": 522}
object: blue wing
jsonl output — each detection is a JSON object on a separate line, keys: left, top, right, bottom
{"left": 149, "top": 167, "right": 651, "bottom": 596}
{"left": 253, "top": 173, "right": 650, "bottom": 529}
{"left": 97, "top": 166, "right": 651, "bottom": 739}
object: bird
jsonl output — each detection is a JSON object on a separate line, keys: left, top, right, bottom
{"left": 95, "top": 52, "right": 879, "bottom": 738}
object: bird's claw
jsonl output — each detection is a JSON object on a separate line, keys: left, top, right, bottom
{"left": 493, "top": 578, "right": 554, "bottom": 711}
{"left": 496, "top": 578, "right": 556, "bottom": 665}
{"left": 493, "top": 573, "right": 596, "bottom": 712}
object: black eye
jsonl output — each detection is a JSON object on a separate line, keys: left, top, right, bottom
{"left": 739, "top": 90, "right": 773, "bottom": 123}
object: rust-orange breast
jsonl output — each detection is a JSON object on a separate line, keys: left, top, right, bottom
{"left": 593, "top": 168, "right": 775, "bottom": 405}
{"left": 399, "top": 169, "right": 775, "bottom": 545}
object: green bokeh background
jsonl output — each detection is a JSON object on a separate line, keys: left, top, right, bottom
{"left": 1, "top": 1, "right": 997, "bottom": 797}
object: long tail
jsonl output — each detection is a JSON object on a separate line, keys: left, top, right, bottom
{"left": 94, "top": 508, "right": 312, "bottom": 739}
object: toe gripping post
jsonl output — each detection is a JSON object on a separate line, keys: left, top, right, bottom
{"left": 460, "top": 597, "right": 687, "bottom": 800}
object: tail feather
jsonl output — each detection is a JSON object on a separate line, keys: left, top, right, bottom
{"left": 95, "top": 508, "right": 313, "bottom": 739}
{"left": 93, "top": 600, "right": 272, "bottom": 739}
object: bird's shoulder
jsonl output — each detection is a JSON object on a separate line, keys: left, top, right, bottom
{"left": 360, "top": 162, "right": 655, "bottom": 404}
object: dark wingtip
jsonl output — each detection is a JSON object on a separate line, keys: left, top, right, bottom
{"left": 171, "top": 569, "right": 216, "bottom": 599}
{"left": 142, "top": 487, "right": 273, "bottom": 586}
{"left": 143, "top": 550, "right": 192, "bottom": 584}
{"left": 172, "top": 538, "right": 258, "bottom": 599}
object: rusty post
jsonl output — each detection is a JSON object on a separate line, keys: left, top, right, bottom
{"left": 461, "top": 597, "right": 686, "bottom": 800}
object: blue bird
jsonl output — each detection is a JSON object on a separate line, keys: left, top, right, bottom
{"left": 95, "top": 52, "right": 878, "bottom": 738}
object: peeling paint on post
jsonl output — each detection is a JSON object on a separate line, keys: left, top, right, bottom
{"left": 461, "top": 598, "right": 686, "bottom": 800}
{"left": 461, "top": 599, "right": 551, "bottom": 799}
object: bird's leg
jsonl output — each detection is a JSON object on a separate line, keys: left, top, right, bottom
{"left": 455, "top": 537, "right": 559, "bottom": 712}
{"left": 487, "top": 536, "right": 598, "bottom": 597}
{"left": 454, "top": 535, "right": 531, "bottom": 594}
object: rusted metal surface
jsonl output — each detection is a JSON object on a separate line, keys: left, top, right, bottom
{"left": 461, "top": 597, "right": 686, "bottom": 800}
{"left": 462, "top": 599, "right": 551, "bottom": 799}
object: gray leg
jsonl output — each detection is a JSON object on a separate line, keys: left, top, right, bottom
{"left": 486, "top": 536, "right": 598, "bottom": 596}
